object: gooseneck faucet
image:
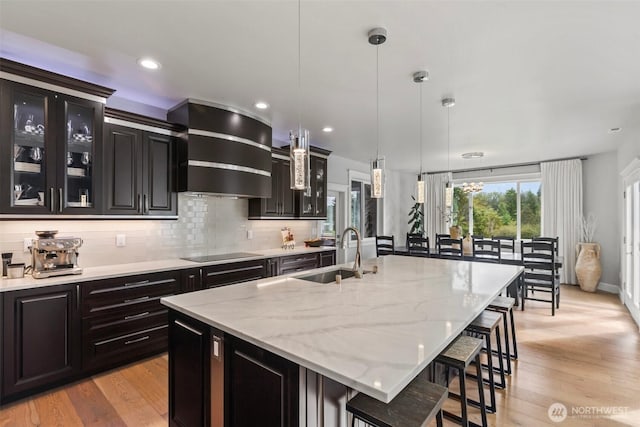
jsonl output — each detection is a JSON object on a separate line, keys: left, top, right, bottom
{"left": 341, "top": 227, "right": 362, "bottom": 278}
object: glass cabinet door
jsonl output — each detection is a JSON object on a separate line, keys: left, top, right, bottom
{"left": 314, "top": 157, "right": 326, "bottom": 217}
{"left": 10, "top": 87, "right": 51, "bottom": 212}
{"left": 63, "top": 100, "right": 97, "bottom": 210}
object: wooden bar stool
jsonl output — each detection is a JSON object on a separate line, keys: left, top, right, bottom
{"left": 433, "top": 335, "right": 488, "bottom": 427}
{"left": 346, "top": 369, "right": 447, "bottom": 427}
{"left": 487, "top": 296, "right": 518, "bottom": 368}
{"left": 464, "top": 311, "right": 505, "bottom": 414}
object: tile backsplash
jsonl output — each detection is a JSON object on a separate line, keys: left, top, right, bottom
{"left": 0, "top": 194, "right": 319, "bottom": 267}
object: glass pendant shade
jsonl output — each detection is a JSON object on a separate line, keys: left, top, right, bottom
{"left": 371, "top": 157, "right": 385, "bottom": 199}
{"left": 445, "top": 183, "right": 453, "bottom": 208}
{"left": 416, "top": 176, "right": 425, "bottom": 204}
{"left": 289, "top": 128, "right": 310, "bottom": 190}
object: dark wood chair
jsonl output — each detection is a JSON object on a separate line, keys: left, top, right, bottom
{"left": 437, "top": 237, "right": 463, "bottom": 259}
{"left": 472, "top": 238, "right": 501, "bottom": 263}
{"left": 375, "top": 235, "right": 395, "bottom": 257}
{"left": 435, "top": 233, "right": 450, "bottom": 249}
{"left": 406, "top": 233, "right": 430, "bottom": 257}
{"left": 532, "top": 236, "right": 559, "bottom": 254}
{"left": 521, "top": 240, "right": 560, "bottom": 316}
{"left": 491, "top": 236, "right": 515, "bottom": 253}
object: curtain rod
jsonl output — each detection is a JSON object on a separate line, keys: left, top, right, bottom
{"left": 424, "top": 155, "right": 588, "bottom": 176}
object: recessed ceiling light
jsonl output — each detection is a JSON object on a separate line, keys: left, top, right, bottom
{"left": 461, "top": 152, "right": 484, "bottom": 159}
{"left": 254, "top": 101, "right": 269, "bottom": 109}
{"left": 608, "top": 127, "right": 622, "bottom": 133}
{"left": 322, "top": 127, "right": 333, "bottom": 133}
{"left": 138, "top": 57, "right": 161, "bottom": 70}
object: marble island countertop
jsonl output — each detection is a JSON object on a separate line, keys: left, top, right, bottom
{"left": 0, "top": 246, "right": 335, "bottom": 292}
{"left": 161, "top": 255, "right": 523, "bottom": 403}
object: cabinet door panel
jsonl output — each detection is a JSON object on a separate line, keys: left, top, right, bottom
{"left": 2, "top": 285, "right": 79, "bottom": 399}
{"left": 144, "top": 132, "right": 176, "bottom": 215}
{"left": 104, "top": 123, "right": 141, "bottom": 214}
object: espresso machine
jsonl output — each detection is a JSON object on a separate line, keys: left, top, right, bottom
{"left": 30, "top": 231, "right": 83, "bottom": 278}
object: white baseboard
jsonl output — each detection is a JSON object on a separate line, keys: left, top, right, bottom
{"left": 597, "top": 282, "right": 620, "bottom": 295}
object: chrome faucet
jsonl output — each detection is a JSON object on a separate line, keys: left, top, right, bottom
{"left": 341, "top": 226, "right": 362, "bottom": 278}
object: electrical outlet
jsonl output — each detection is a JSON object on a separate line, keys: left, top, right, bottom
{"left": 23, "top": 237, "right": 32, "bottom": 253}
{"left": 247, "top": 230, "right": 253, "bottom": 240}
{"left": 116, "top": 234, "right": 126, "bottom": 247}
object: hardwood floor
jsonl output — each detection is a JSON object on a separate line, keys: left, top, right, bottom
{"left": 1, "top": 285, "right": 639, "bottom": 427}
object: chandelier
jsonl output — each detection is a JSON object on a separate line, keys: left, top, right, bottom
{"left": 462, "top": 181, "right": 484, "bottom": 193}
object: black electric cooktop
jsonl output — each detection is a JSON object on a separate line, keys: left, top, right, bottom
{"left": 181, "top": 252, "right": 261, "bottom": 263}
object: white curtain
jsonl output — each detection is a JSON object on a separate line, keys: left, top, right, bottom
{"left": 426, "top": 172, "right": 451, "bottom": 245}
{"left": 541, "top": 159, "right": 583, "bottom": 284}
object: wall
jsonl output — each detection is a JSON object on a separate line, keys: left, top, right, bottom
{"left": 0, "top": 195, "right": 316, "bottom": 268}
{"left": 582, "top": 151, "right": 620, "bottom": 289}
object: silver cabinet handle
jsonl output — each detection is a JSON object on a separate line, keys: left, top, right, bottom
{"left": 58, "top": 188, "right": 63, "bottom": 213}
{"left": 124, "top": 279, "right": 150, "bottom": 287}
{"left": 143, "top": 194, "right": 148, "bottom": 213}
{"left": 50, "top": 188, "right": 55, "bottom": 212}
{"left": 124, "top": 311, "right": 150, "bottom": 320}
{"left": 125, "top": 335, "right": 149, "bottom": 345}
{"left": 137, "top": 194, "right": 142, "bottom": 213}
{"left": 124, "top": 295, "right": 150, "bottom": 303}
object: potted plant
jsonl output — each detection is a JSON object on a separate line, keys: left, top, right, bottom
{"left": 575, "top": 213, "right": 601, "bottom": 292}
{"left": 408, "top": 196, "right": 424, "bottom": 235}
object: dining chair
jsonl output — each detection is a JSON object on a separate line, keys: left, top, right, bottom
{"left": 437, "top": 237, "right": 463, "bottom": 259}
{"left": 520, "top": 240, "right": 559, "bottom": 316}
{"left": 375, "top": 235, "right": 395, "bottom": 257}
{"left": 491, "top": 236, "right": 515, "bottom": 253}
{"left": 407, "top": 233, "right": 430, "bottom": 257}
{"left": 532, "top": 236, "right": 559, "bottom": 254}
{"left": 472, "top": 238, "right": 501, "bottom": 263}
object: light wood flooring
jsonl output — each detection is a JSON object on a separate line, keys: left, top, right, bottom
{"left": 1, "top": 285, "right": 639, "bottom": 427}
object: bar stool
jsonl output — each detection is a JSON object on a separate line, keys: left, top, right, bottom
{"left": 487, "top": 296, "right": 518, "bottom": 369}
{"left": 464, "top": 311, "right": 505, "bottom": 414}
{"left": 346, "top": 369, "right": 447, "bottom": 427}
{"left": 433, "top": 335, "right": 488, "bottom": 427}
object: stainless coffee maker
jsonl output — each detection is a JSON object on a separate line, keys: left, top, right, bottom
{"left": 30, "top": 231, "right": 83, "bottom": 279}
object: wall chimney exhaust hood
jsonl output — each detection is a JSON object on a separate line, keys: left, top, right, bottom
{"left": 168, "top": 100, "right": 272, "bottom": 198}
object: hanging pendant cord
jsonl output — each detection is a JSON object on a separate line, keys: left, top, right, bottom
{"left": 376, "top": 45, "right": 380, "bottom": 160}
{"left": 447, "top": 106, "right": 451, "bottom": 173}
{"left": 419, "top": 83, "right": 423, "bottom": 175}
{"left": 297, "top": 0, "right": 301, "bottom": 134}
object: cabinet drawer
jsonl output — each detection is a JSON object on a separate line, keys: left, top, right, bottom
{"left": 278, "top": 253, "right": 319, "bottom": 275}
{"left": 203, "top": 259, "right": 266, "bottom": 288}
{"left": 81, "top": 271, "right": 179, "bottom": 317}
{"left": 82, "top": 307, "right": 168, "bottom": 340}
{"left": 83, "top": 324, "right": 168, "bottom": 372}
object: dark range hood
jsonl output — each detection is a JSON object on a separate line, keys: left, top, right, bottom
{"left": 168, "top": 100, "right": 272, "bottom": 198}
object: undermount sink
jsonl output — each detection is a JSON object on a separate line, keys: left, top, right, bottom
{"left": 297, "top": 268, "right": 357, "bottom": 284}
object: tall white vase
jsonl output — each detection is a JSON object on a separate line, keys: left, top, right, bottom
{"left": 575, "top": 242, "right": 601, "bottom": 292}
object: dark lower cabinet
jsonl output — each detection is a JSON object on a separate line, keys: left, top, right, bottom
{"left": 202, "top": 259, "right": 266, "bottom": 288}
{"left": 181, "top": 267, "right": 203, "bottom": 293}
{"left": 1, "top": 284, "right": 80, "bottom": 403}
{"left": 319, "top": 250, "right": 336, "bottom": 267}
{"left": 228, "top": 335, "right": 299, "bottom": 427}
{"left": 169, "top": 310, "right": 211, "bottom": 427}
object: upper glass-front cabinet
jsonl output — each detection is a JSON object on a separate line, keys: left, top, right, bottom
{"left": 296, "top": 153, "right": 328, "bottom": 218}
{"left": 0, "top": 79, "right": 104, "bottom": 214}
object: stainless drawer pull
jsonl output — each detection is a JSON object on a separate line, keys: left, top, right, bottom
{"left": 124, "top": 279, "right": 150, "bottom": 287}
{"left": 125, "top": 335, "right": 150, "bottom": 345}
{"left": 124, "top": 311, "right": 150, "bottom": 320}
{"left": 124, "top": 295, "right": 150, "bottom": 303}
{"left": 174, "top": 319, "right": 202, "bottom": 336}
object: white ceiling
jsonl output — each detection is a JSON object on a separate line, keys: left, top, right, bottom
{"left": 1, "top": 1, "right": 639, "bottom": 173}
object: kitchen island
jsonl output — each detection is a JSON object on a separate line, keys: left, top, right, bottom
{"left": 161, "top": 255, "right": 523, "bottom": 427}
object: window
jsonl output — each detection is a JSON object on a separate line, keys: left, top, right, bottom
{"left": 349, "top": 172, "right": 379, "bottom": 241}
{"left": 453, "top": 180, "right": 541, "bottom": 240}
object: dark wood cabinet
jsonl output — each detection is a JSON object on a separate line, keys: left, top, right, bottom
{"left": 181, "top": 267, "right": 203, "bottom": 293}
{"left": 0, "top": 78, "right": 107, "bottom": 215}
{"left": 248, "top": 148, "right": 294, "bottom": 218}
{"left": 168, "top": 310, "right": 211, "bottom": 427}
{"left": 202, "top": 259, "right": 266, "bottom": 288}
{"left": 103, "top": 109, "right": 178, "bottom": 217}
{"left": 228, "top": 335, "right": 299, "bottom": 427}
{"left": 279, "top": 252, "right": 320, "bottom": 275}
{"left": 80, "top": 270, "right": 180, "bottom": 372}
{"left": 319, "top": 250, "right": 336, "bottom": 267}
{"left": 1, "top": 284, "right": 81, "bottom": 402}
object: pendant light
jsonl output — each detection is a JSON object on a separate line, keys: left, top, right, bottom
{"left": 413, "top": 70, "right": 428, "bottom": 204}
{"left": 442, "top": 97, "right": 455, "bottom": 208}
{"left": 369, "top": 27, "right": 387, "bottom": 199}
{"left": 290, "top": 0, "right": 310, "bottom": 190}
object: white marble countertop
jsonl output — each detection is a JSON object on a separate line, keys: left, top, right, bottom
{"left": 0, "top": 246, "right": 335, "bottom": 292}
{"left": 161, "top": 255, "right": 523, "bottom": 403}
